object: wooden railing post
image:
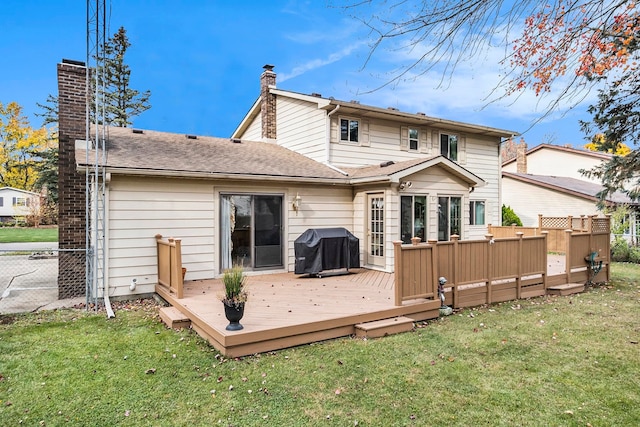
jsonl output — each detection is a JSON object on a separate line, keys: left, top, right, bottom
{"left": 428, "top": 238, "right": 439, "bottom": 307}
{"left": 541, "top": 231, "right": 549, "bottom": 291}
{"left": 485, "top": 234, "right": 494, "bottom": 304}
{"left": 451, "top": 235, "right": 459, "bottom": 307}
{"left": 538, "top": 214, "right": 543, "bottom": 231}
{"left": 393, "top": 241, "right": 403, "bottom": 306}
{"left": 516, "top": 232, "right": 524, "bottom": 299}
{"left": 565, "top": 229, "right": 573, "bottom": 284}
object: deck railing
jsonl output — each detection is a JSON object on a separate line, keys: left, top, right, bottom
{"left": 394, "top": 215, "right": 610, "bottom": 308}
{"left": 488, "top": 214, "right": 610, "bottom": 253}
{"left": 155, "top": 234, "right": 184, "bottom": 299}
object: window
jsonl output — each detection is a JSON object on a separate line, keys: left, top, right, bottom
{"left": 409, "top": 128, "right": 419, "bottom": 151}
{"left": 0, "top": 197, "right": 3, "bottom": 207}
{"left": 401, "top": 195, "right": 426, "bottom": 243}
{"left": 440, "top": 133, "right": 458, "bottom": 161}
{"left": 470, "top": 200, "right": 485, "bottom": 225}
{"left": 340, "top": 118, "right": 359, "bottom": 143}
{"left": 12, "top": 197, "right": 26, "bottom": 207}
{"left": 438, "top": 196, "right": 461, "bottom": 241}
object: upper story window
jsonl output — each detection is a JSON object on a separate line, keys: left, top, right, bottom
{"left": 340, "top": 118, "right": 359, "bottom": 143}
{"left": 409, "top": 128, "right": 419, "bottom": 151}
{"left": 440, "top": 133, "right": 458, "bottom": 161}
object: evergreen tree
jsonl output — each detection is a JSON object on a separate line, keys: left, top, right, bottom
{"left": 98, "top": 26, "right": 151, "bottom": 127}
{"left": 36, "top": 26, "right": 151, "bottom": 128}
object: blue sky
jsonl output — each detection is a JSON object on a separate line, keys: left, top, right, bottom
{"left": 2, "top": 0, "right": 596, "bottom": 148}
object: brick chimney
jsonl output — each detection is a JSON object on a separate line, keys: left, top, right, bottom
{"left": 57, "top": 59, "right": 87, "bottom": 298}
{"left": 260, "top": 64, "right": 277, "bottom": 141}
{"left": 516, "top": 139, "right": 528, "bottom": 174}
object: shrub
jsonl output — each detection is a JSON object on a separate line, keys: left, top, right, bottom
{"left": 629, "top": 246, "right": 640, "bottom": 264}
{"left": 502, "top": 204, "right": 523, "bottom": 226}
{"left": 611, "top": 239, "right": 631, "bottom": 262}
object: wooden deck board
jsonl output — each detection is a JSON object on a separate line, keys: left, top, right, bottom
{"left": 157, "top": 269, "right": 440, "bottom": 357}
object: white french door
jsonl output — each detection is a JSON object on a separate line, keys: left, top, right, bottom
{"left": 367, "top": 193, "right": 385, "bottom": 267}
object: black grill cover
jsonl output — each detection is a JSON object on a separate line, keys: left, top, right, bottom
{"left": 294, "top": 227, "right": 360, "bottom": 275}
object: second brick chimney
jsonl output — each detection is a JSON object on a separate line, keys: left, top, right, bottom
{"left": 516, "top": 139, "right": 528, "bottom": 174}
{"left": 260, "top": 64, "right": 277, "bottom": 141}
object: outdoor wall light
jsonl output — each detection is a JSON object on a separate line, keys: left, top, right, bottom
{"left": 292, "top": 193, "right": 302, "bottom": 214}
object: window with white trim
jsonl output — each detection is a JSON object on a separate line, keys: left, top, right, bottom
{"left": 470, "top": 200, "right": 485, "bottom": 225}
{"left": 438, "top": 196, "right": 461, "bottom": 241}
{"left": 12, "top": 197, "right": 26, "bottom": 207}
{"left": 340, "top": 118, "right": 359, "bottom": 143}
{"left": 440, "top": 133, "right": 458, "bottom": 161}
{"left": 400, "top": 195, "right": 426, "bottom": 243}
{"left": 409, "top": 128, "right": 419, "bottom": 151}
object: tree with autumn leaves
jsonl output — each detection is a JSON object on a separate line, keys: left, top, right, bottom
{"left": 343, "top": 0, "right": 639, "bottom": 201}
{"left": 0, "top": 102, "right": 52, "bottom": 191}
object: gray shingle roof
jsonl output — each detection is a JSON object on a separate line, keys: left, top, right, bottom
{"left": 77, "top": 127, "right": 349, "bottom": 183}
{"left": 503, "top": 172, "right": 638, "bottom": 205}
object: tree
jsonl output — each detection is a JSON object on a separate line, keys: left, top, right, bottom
{"left": 502, "top": 204, "right": 523, "bottom": 226}
{"left": 341, "top": 1, "right": 639, "bottom": 200}
{"left": 583, "top": 133, "right": 631, "bottom": 156}
{"left": 0, "top": 101, "right": 50, "bottom": 191}
{"left": 36, "top": 26, "right": 151, "bottom": 128}
{"left": 97, "top": 26, "right": 151, "bottom": 127}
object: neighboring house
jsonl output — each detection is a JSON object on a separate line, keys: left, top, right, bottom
{"left": 0, "top": 187, "right": 39, "bottom": 223}
{"left": 501, "top": 143, "right": 639, "bottom": 240}
{"left": 57, "top": 61, "right": 517, "bottom": 298}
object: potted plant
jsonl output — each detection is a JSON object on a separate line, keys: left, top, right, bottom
{"left": 221, "top": 266, "right": 248, "bottom": 331}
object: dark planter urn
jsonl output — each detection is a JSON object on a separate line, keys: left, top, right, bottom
{"left": 223, "top": 302, "right": 245, "bottom": 331}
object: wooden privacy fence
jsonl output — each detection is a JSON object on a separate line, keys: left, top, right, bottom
{"left": 394, "top": 217, "right": 611, "bottom": 308}
{"left": 155, "top": 234, "right": 184, "bottom": 299}
{"left": 488, "top": 214, "right": 610, "bottom": 253}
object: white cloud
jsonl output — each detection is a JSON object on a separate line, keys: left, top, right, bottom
{"left": 278, "top": 40, "right": 369, "bottom": 82}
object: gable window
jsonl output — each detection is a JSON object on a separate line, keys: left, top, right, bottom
{"left": 438, "top": 196, "right": 461, "bottom": 241}
{"left": 470, "top": 200, "right": 485, "bottom": 225}
{"left": 400, "top": 195, "right": 426, "bottom": 243}
{"left": 409, "top": 128, "right": 419, "bottom": 151}
{"left": 440, "top": 133, "right": 458, "bottom": 161}
{"left": 340, "top": 118, "right": 359, "bottom": 143}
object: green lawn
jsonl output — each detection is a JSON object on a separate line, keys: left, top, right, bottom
{"left": 1, "top": 264, "right": 639, "bottom": 426}
{"left": 0, "top": 226, "right": 58, "bottom": 243}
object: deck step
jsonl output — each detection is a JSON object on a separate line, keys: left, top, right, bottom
{"left": 159, "top": 306, "right": 191, "bottom": 329}
{"left": 355, "top": 316, "right": 414, "bottom": 339}
{"left": 547, "top": 283, "right": 585, "bottom": 296}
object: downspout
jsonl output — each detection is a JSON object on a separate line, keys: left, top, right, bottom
{"left": 325, "top": 105, "right": 340, "bottom": 165}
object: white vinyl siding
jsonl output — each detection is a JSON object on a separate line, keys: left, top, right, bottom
{"left": 502, "top": 176, "right": 601, "bottom": 226}
{"left": 106, "top": 176, "right": 355, "bottom": 296}
{"left": 503, "top": 148, "right": 607, "bottom": 184}
{"left": 276, "top": 97, "right": 327, "bottom": 161}
{"left": 241, "top": 115, "right": 262, "bottom": 141}
{"left": 107, "top": 176, "right": 216, "bottom": 297}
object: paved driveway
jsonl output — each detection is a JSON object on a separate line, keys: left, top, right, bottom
{"left": 0, "top": 243, "right": 60, "bottom": 314}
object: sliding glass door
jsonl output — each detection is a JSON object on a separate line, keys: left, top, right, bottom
{"left": 221, "top": 194, "right": 283, "bottom": 271}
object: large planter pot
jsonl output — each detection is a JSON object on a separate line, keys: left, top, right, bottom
{"left": 223, "top": 302, "right": 245, "bottom": 331}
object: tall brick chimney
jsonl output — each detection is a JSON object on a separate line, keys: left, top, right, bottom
{"left": 57, "top": 59, "right": 87, "bottom": 298}
{"left": 516, "top": 139, "right": 528, "bottom": 174}
{"left": 260, "top": 64, "right": 277, "bottom": 141}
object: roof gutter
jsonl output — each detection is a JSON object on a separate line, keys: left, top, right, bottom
{"left": 326, "top": 104, "right": 340, "bottom": 165}
{"left": 76, "top": 165, "right": 352, "bottom": 185}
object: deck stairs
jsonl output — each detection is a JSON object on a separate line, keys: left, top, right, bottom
{"left": 546, "top": 283, "right": 585, "bottom": 296}
{"left": 355, "top": 316, "right": 415, "bottom": 339}
{"left": 159, "top": 306, "right": 191, "bottom": 329}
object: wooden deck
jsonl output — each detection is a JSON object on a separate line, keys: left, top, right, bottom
{"left": 156, "top": 269, "right": 441, "bottom": 357}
